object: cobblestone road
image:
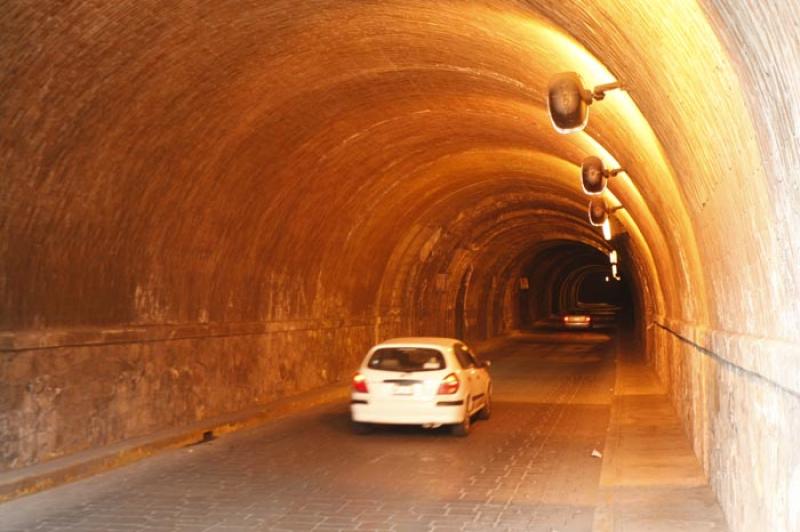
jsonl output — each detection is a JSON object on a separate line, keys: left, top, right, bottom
{"left": 1, "top": 332, "right": 616, "bottom": 531}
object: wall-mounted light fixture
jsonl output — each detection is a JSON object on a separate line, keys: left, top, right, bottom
{"left": 609, "top": 250, "right": 618, "bottom": 265}
{"left": 611, "top": 264, "right": 621, "bottom": 281}
{"left": 588, "top": 198, "right": 607, "bottom": 226}
{"left": 601, "top": 219, "right": 612, "bottom": 240}
{"left": 547, "top": 72, "right": 622, "bottom": 134}
{"left": 581, "top": 156, "right": 624, "bottom": 195}
{"left": 588, "top": 198, "right": 624, "bottom": 226}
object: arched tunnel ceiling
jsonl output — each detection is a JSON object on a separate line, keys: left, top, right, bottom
{"left": 5, "top": 5, "right": 800, "bottom": 528}
{"left": 1, "top": 0, "right": 797, "bottom": 344}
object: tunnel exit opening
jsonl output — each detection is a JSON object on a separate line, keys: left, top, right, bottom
{"left": 515, "top": 241, "right": 635, "bottom": 331}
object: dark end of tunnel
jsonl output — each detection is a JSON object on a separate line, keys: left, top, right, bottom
{"left": 515, "top": 240, "right": 637, "bottom": 333}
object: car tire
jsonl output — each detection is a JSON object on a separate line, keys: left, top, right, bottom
{"left": 351, "top": 421, "right": 373, "bottom": 435}
{"left": 451, "top": 406, "right": 471, "bottom": 437}
{"left": 478, "top": 387, "right": 492, "bottom": 420}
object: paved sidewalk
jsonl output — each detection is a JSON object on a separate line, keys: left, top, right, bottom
{"left": 0, "top": 384, "right": 350, "bottom": 503}
{"left": 592, "top": 347, "right": 728, "bottom": 531}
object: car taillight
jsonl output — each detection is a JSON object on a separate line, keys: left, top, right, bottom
{"left": 352, "top": 372, "right": 368, "bottom": 393}
{"left": 437, "top": 373, "right": 459, "bottom": 395}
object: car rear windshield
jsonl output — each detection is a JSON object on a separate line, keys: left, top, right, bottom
{"left": 367, "top": 347, "right": 446, "bottom": 372}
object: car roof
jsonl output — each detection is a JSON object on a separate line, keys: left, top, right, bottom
{"left": 373, "top": 337, "right": 462, "bottom": 349}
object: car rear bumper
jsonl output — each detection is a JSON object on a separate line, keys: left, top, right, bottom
{"left": 350, "top": 398, "right": 465, "bottom": 425}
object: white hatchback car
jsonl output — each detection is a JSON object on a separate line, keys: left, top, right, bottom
{"left": 350, "top": 337, "right": 492, "bottom": 436}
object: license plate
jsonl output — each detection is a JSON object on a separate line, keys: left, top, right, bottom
{"left": 393, "top": 384, "right": 414, "bottom": 395}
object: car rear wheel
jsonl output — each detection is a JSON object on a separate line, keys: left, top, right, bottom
{"left": 478, "top": 387, "right": 492, "bottom": 420}
{"left": 351, "top": 421, "right": 373, "bottom": 435}
{"left": 451, "top": 405, "right": 471, "bottom": 437}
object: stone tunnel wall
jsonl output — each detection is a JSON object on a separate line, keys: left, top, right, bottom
{"left": 644, "top": 2, "right": 800, "bottom": 530}
{"left": 0, "top": 321, "right": 401, "bottom": 471}
{"left": 650, "top": 323, "right": 800, "bottom": 531}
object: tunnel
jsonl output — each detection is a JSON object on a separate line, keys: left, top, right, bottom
{"left": 1, "top": 1, "right": 799, "bottom": 530}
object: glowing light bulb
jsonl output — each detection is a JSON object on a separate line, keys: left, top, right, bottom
{"left": 602, "top": 219, "right": 612, "bottom": 240}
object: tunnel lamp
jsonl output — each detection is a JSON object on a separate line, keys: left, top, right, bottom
{"left": 611, "top": 264, "right": 621, "bottom": 281}
{"left": 547, "top": 72, "right": 622, "bottom": 134}
{"left": 609, "top": 250, "right": 618, "bottom": 265}
{"left": 581, "top": 156, "right": 624, "bottom": 195}
{"left": 601, "top": 219, "right": 612, "bottom": 240}
{"left": 588, "top": 198, "right": 608, "bottom": 226}
{"left": 588, "top": 198, "right": 624, "bottom": 227}
{"left": 605, "top": 276, "right": 610, "bottom": 282}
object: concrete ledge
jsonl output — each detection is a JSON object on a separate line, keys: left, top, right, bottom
{"left": 593, "top": 342, "right": 728, "bottom": 531}
{"left": 0, "top": 317, "right": 402, "bottom": 352}
{"left": 0, "top": 383, "right": 349, "bottom": 503}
